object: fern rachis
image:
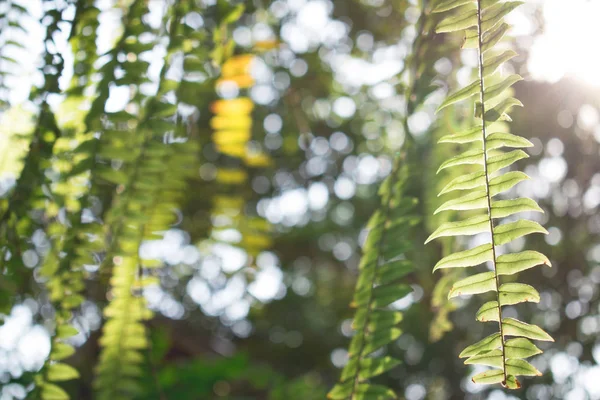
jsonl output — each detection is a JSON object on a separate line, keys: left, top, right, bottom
{"left": 427, "top": 0, "right": 553, "bottom": 389}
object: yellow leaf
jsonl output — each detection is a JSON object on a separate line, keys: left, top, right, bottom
{"left": 216, "top": 168, "right": 248, "bottom": 184}
{"left": 211, "top": 98, "right": 254, "bottom": 115}
{"left": 213, "top": 129, "right": 251, "bottom": 145}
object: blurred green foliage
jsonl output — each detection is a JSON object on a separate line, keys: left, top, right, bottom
{"left": 0, "top": 0, "right": 599, "bottom": 399}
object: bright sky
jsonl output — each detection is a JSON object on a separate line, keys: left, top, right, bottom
{"left": 525, "top": 0, "right": 600, "bottom": 87}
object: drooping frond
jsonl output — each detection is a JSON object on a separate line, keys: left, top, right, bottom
{"left": 329, "top": 1, "right": 456, "bottom": 395}
{"left": 93, "top": 3, "right": 198, "bottom": 399}
{"left": 34, "top": 0, "right": 156, "bottom": 398}
{"left": 328, "top": 156, "right": 417, "bottom": 400}
{"left": 427, "top": 0, "right": 552, "bottom": 389}
{"left": 94, "top": 139, "right": 197, "bottom": 400}
{"left": 0, "top": 0, "right": 66, "bottom": 317}
{"left": 0, "top": 3, "right": 96, "bottom": 399}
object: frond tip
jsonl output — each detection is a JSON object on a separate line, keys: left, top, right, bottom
{"left": 428, "top": 0, "right": 552, "bottom": 389}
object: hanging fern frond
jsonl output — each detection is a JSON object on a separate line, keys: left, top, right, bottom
{"left": 93, "top": 141, "right": 197, "bottom": 400}
{"left": 328, "top": 156, "right": 417, "bottom": 400}
{"left": 329, "top": 1, "right": 454, "bottom": 396}
{"left": 31, "top": 1, "right": 108, "bottom": 399}
{"left": 426, "top": 0, "right": 552, "bottom": 389}
{"left": 0, "top": 0, "right": 67, "bottom": 319}
{"left": 34, "top": 0, "right": 161, "bottom": 398}
{"left": 94, "top": 139, "right": 197, "bottom": 399}
{"left": 93, "top": 3, "right": 198, "bottom": 398}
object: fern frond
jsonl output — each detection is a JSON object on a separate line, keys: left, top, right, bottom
{"left": 330, "top": 0, "right": 456, "bottom": 391}
{"left": 6, "top": 2, "right": 99, "bottom": 398}
{"left": 428, "top": 0, "right": 552, "bottom": 389}
{"left": 35, "top": 0, "right": 163, "bottom": 397}
{"left": 94, "top": 138, "right": 197, "bottom": 399}
{"left": 328, "top": 157, "right": 417, "bottom": 400}
{"left": 0, "top": 3, "right": 66, "bottom": 285}
{"left": 93, "top": 3, "right": 198, "bottom": 398}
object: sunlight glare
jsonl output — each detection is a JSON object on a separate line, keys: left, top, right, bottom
{"left": 528, "top": 0, "right": 600, "bottom": 87}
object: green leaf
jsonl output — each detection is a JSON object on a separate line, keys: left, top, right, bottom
{"left": 371, "top": 284, "right": 412, "bottom": 308}
{"left": 496, "top": 251, "right": 551, "bottom": 275}
{"left": 460, "top": 333, "right": 502, "bottom": 358}
{"left": 471, "top": 369, "right": 504, "bottom": 385}
{"left": 362, "top": 311, "right": 404, "bottom": 332}
{"left": 433, "top": 243, "right": 493, "bottom": 272}
{"left": 41, "top": 383, "right": 70, "bottom": 400}
{"left": 438, "top": 125, "right": 482, "bottom": 144}
{"left": 465, "top": 349, "right": 503, "bottom": 367}
{"left": 449, "top": 272, "right": 496, "bottom": 298}
{"left": 358, "top": 357, "right": 401, "bottom": 380}
{"left": 484, "top": 75, "right": 523, "bottom": 104}
{"left": 341, "top": 357, "right": 359, "bottom": 382}
{"left": 434, "top": 191, "right": 487, "bottom": 214}
{"left": 376, "top": 260, "right": 412, "bottom": 285}
{"left": 493, "top": 219, "right": 548, "bottom": 245}
{"left": 481, "top": 2, "right": 524, "bottom": 33}
{"left": 47, "top": 363, "right": 80, "bottom": 382}
{"left": 432, "top": 0, "right": 474, "bottom": 13}
{"left": 462, "top": 28, "right": 478, "bottom": 49}
{"left": 437, "top": 149, "right": 484, "bottom": 173}
{"left": 56, "top": 325, "right": 79, "bottom": 339}
{"left": 505, "top": 338, "right": 542, "bottom": 359}
{"left": 437, "top": 79, "right": 480, "bottom": 112}
{"left": 486, "top": 132, "right": 533, "bottom": 150}
{"left": 439, "top": 171, "right": 486, "bottom": 195}
{"left": 491, "top": 198, "right": 544, "bottom": 219}
{"left": 62, "top": 294, "right": 85, "bottom": 309}
{"left": 50, "top": 343, "right": 76, "bottom": 361}
{"left": 222, "top": 3, "right": 245, "bottom": 24}
{"left": 354, "top": 384, "right": 397, "bottom": 399}
{"left": 472, "top": 371, "right": 521, "bottom": 388}
{"left": 482, "top": 23, "right": 511, "bottom": 53}
{"left": 327, "top": 382, "right": 352, "bottom": 399}
{"left": 506, "top": 359, "right": 541, "bottom": 376}
{"left": 476, "top": 301, "right": 499, "bottom": 322}
{"left": 362, "top": 327, "right": 403, "bottom": 355}
{"left": 484, "top": 97, "right": 523, "bottom": 122}
{"left": 436, "top": 5, "right": 478, "bottom": 33}
{"left": 483, "top": 50, "right": 518, "bottom": 76}
{"left": 502, "top": 318, "right": 554, "bottom": 342}
{"left": 487, "top": 150, "right": 529, "bottom": 174}
{"left": 498, "top": 283, "right": 540, "bottom": 305}
{"left": 152, "top": 102, "right": 177, "bottom": 118}
{"left": 489, "top": 171, "right": 529, "bottom": 196}
{"left": 425, "top": 215, "right": 490, "bottom": 244}
{"left": 96, "top": 167, "right": 128, "bottom": 184}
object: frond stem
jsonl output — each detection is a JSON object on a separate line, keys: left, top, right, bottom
{"left": 475, "top": 0, "right": 507, "bottom": 384}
